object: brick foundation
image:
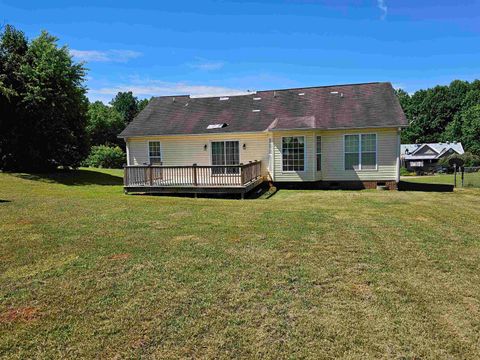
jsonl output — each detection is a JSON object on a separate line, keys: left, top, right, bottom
{"left": 275, "top": 180, "right": 399, "bottom": 190}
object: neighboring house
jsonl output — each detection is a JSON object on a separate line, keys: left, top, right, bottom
{"left": 401, "top": 142, "right": 464, "bottom": 172}
{"left": 119, "top": 82, "right": 407, "bottom": 196}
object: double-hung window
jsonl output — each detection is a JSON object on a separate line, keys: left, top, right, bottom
{"left": 344, "top": 134, "right": 377, "bottom": 170}
{"left": 211, "top": 141, "right": 240, "bottom": 174}
{"left": 316, "top": 136, "right": 322, "bottom": 171}
{"left": 282, "top": 136, "right": 305, "bottom": 171}
{"left": 148, "top": 141, "right": 162, "bottom": 165}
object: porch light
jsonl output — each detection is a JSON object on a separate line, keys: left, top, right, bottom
{"left": 204, "top": 144, "right": 207, "bottom": 151}
{"left": 243, "top": 143, "right": 246, "bottom": 150}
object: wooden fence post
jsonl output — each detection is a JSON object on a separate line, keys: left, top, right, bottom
{"left": 454, "top": 164, "right": 457, "bottom": 188}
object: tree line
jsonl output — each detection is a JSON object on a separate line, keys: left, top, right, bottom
{"left": 397, "top": 80, "right": 480, "bottom": 156}
{"left": 0, "top": 25, "right": 148, "bottom": 171}
{"left": 2, "top": 25, "right": 480, "bottom": 172}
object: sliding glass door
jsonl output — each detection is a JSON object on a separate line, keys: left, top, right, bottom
{"left": 211, "top": 141, "right": 240, "bottom": 174}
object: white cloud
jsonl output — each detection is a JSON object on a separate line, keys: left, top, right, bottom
{"left": 188, "top": 58, "right": 225, "bottom": 71}
{"left": 377, "top": 0, "right": 387, "bottom": 20}
{"left": 70, "top": 49, "right": 142, "bottom": 63}
{"left": 87, "top": 80, "right": 246, "bottom": 102}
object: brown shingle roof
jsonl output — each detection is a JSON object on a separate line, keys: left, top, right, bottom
{"left": 119, "top": 82, "right": 407, "bottom": 137}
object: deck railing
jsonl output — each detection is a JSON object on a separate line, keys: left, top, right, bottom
{"left": 124, "top": 161, "right": 262, "bottom": 188}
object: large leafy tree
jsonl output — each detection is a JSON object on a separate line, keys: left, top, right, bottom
{"left": 461, "top": 105, "right": 480, "bottom": 156}
{"left": 0, "top": 25, "right": 89, "bottom": 171}
{"left": 110, "top": 91, "right": 139, "bottom": 125}
{"left": 86, "top": 101, "right": 124, "bottom": 147}
{"left": 110, "top": 91, "right": 150, "bottom": 125}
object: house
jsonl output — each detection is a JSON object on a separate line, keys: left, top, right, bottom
{"left": 401, "top": 142, "right": 464, "bottom": 173}
{"left": 119, "top": 82, "right": 407, "bottom": 196}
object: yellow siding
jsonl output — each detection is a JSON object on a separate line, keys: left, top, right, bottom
{"left": 272, "top": 131, "right": 318, "bottom": 181}
{"left": 126, "top": 133, "right": 269, "bottom": 175}
{"left": 272, "top": 128, "right": 399, "bottom": 182}
{"left": 126, "top": 127, "right": 400, "bottom": 183}
{"left": 320, "top": 128, "right": 399, "bottom": 181}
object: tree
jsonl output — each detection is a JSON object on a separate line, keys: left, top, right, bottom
{"left": 460, "top": 105, "right": 480, "bottom": 156}
{"left": 137, "top": 98, "right": 150, "bottom": 113}
{"left": 0, "top": 25, "right": 28, "bottom": 169}
{"left": 86, "top": 101, "right": 124, "bottom": 146}
{"left": 0, "top": 25, "right": 89, "bottom": 171}
{"left": 110, "top": 91, "right": 139, "bottom": 125}
{"left": 397, "top": 80, "right": 480, "bottom": 152}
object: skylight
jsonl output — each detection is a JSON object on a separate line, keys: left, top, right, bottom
{"left": 252, "top": 109, "right": 261, "bottom": 112}
{"left": 206, "top": 123, "right": 228, "bottom": 129}
{"left": 253, "top": 97, "right": 261, "bottom": 101}
{"left": 219, "top": 97, "right": 229, "bottom": 101}
{"left": 298, "top": 93, "right": 305, "bottom": 96}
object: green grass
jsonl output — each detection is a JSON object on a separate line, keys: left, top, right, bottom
{"left": 402, "top": 171, "right": 480, "bottom": 188}
{"left": 1, "top": 168, "right": 480, "bottom": 359}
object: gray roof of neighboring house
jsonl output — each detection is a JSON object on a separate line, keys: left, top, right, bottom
{"left": 401, "top": 142, "right": 464, "bottom": 160}
{"left": 119, "top": 82, "right": 407, "bottom": 137}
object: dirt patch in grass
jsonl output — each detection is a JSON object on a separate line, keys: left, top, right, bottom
{"left": 108, "top": 253, "right": 131, "bottom": 260}
{"left": 0, "top": 307, "right": 39, "bottom": 323}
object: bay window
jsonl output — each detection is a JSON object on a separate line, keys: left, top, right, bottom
{"left": 282, "top": 136, "right": 305, "bottom": 171}
{"left": 316, "top": 136, "right": 322, "bottom": 171}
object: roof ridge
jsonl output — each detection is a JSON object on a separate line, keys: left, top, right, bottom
{"left": 150, "top": 82, "right": 389, "bottom": 100}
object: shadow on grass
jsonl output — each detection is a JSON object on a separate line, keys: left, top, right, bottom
{"left": 398, "top": 181, "right": 454, "bottom": 192}
{"left": 0, "top": 199, "right": 11, "bottom": 203}
{"left": 130, "top": 183, "right": 274, "bottom": 200}
{"left": 14, "top": 169, "right": 123, "bottom": 186}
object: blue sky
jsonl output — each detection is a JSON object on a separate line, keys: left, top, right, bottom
{"left": 1, "top": 0, "right": 480, "bottom": 102}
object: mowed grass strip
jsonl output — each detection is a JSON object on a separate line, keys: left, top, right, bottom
{"left": 1, "top": 168, "right": 479, "bottom": 359}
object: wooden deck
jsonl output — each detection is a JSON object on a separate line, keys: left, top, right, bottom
{"left": 123, "top": 161, "right": 263, "bottom": 197}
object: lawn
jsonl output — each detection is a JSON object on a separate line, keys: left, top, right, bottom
{"left": 1, "top": 168, "right": 480, "bottom": 359}
{"left": 402, "top": 171, "right": 480, "bottom": 188}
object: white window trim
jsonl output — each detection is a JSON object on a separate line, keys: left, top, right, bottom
{"left": 281, "top": 135, "right": 307, "bottom": 173}
{"left": 343, "top": 133, "right": 378, "bottom": 171}
{"left": 147, "top": 140, "right": 162, "bottom": 165}
{"left": 316, "top": 135, "right": 322, "bottom": 172}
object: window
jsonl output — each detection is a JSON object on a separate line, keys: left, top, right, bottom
{"left": 148, "top": 141, "right": 162, "bottom": 165}
{"left": 282, "top": 136, "right": 305, "bottom": 171}
{"left": 361, "top": 134, "right": 377, "bottom": 170}
{"left": 344, "top": 134, "right": 377, "bottom": 170}
{"left": 316, "top": 136, "right": 322, "bottom": 171}
{"left": 268, "top": 138, "right": 273, "bottom": 173}
{"left": 211, "top": 141, "right": 239, "bottom": 174}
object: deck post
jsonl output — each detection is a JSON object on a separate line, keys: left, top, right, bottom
{"left": 240, "top": 163, "right": 244, "bottom": 185}
{"left": 123, "top": 165, "right": 128, "bottom": 187}
{"left": 193, "top": 163, "right": 198, "bottom": 186}
{"left": 148, "top": 164, "right": 153, "bottom": 186}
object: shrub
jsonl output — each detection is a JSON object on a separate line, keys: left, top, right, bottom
{"left": 400, "top": 167, "right": 411, "bottom": 176}
{"left": 439, "top": 152, "right": 480, "bottom": 169}
{"left": 82, "top": 145, "right": 126, "bottom": 168}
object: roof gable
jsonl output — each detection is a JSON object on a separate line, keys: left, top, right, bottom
{"left": 119, "top": 82, "right": 407, "bottom": 137}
